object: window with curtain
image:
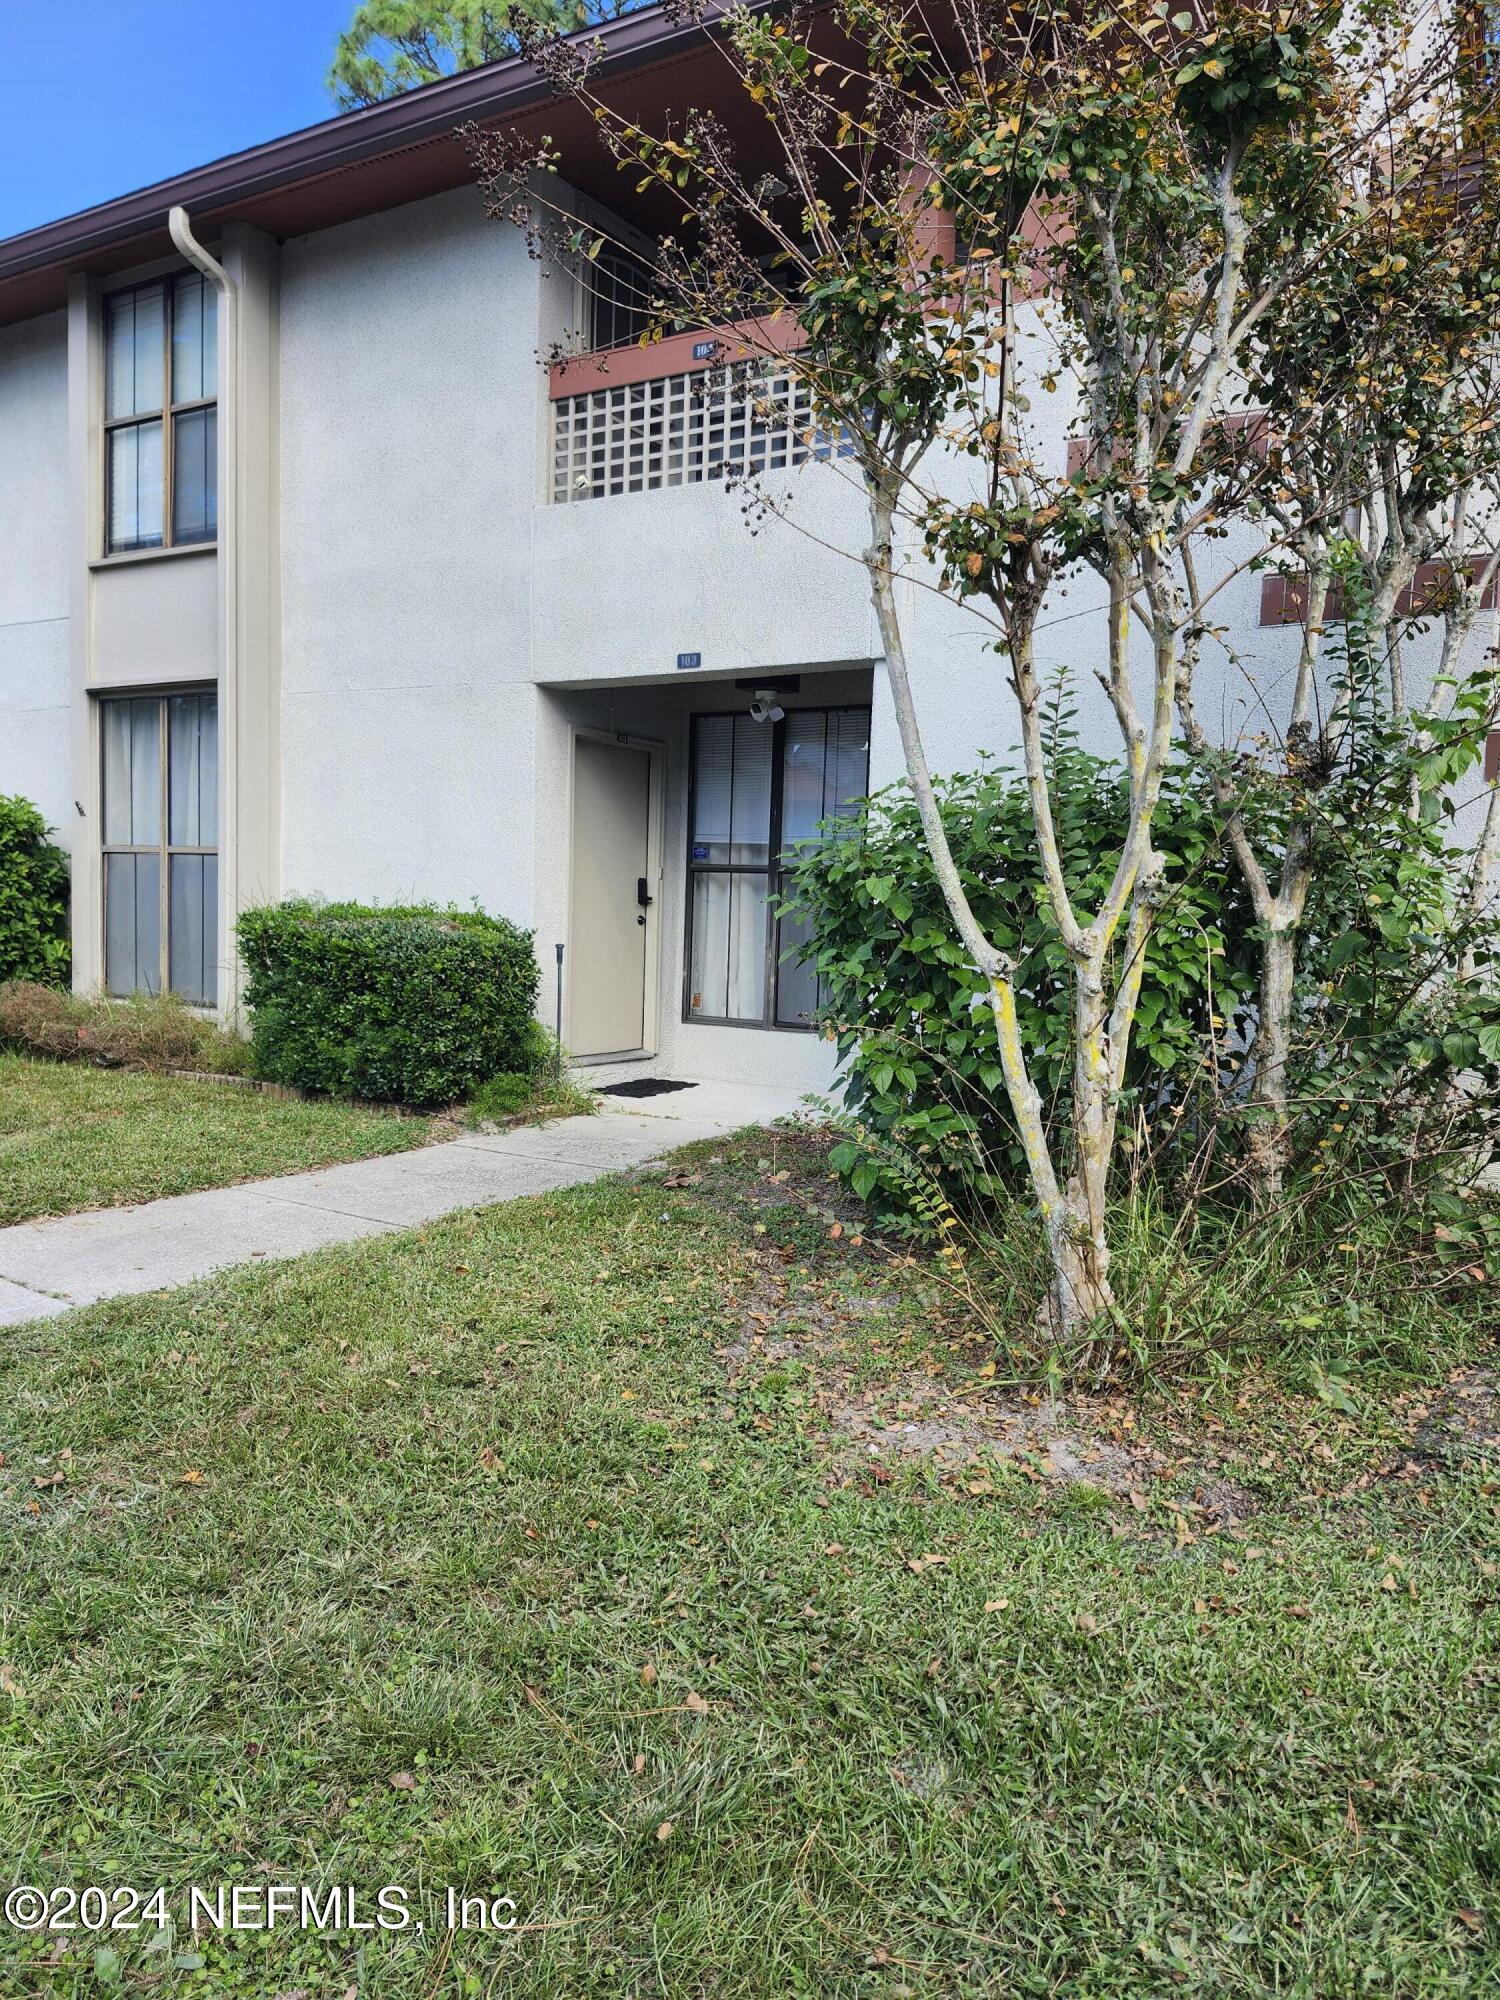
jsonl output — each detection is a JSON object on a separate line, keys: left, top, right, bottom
{"left": 100, "top": 690, "right": 219, "bottom": 1005}
{"left": 104, "top": 274, "right": 217, "bottom": 555}
{"left": 686, "top": 706, "right": 870, "bottom": 1028}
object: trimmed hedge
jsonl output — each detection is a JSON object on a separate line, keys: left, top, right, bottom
{"left": 237, "top": 901, "right": 539, "bottom": 1109}
{"left": 0, "top": 795, "right": 69, "bottom": 987}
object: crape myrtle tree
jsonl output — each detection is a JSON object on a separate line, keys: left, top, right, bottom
{"left": 472, "top": 0, "right": 1476, "bottom": 1346}
{"left": 1173, "top": 54, "right": 1500, "bottom": 1198}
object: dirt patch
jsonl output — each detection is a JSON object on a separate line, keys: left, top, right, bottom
{"left": 1354, "top": 1364, "right": 1500, "bottom": 1488}
{"left": 676, "top": 1128, "right": 1495, "bottom": 1521}
{"left": 709, "top": 1240, "right": 1187, "bottom": 1504}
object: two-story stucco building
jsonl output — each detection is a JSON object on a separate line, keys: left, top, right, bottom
{"left": 0, "top": 5, "right": 1345, "bottom": 1095}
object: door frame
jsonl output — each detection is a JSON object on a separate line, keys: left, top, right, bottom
{"left": 567, "top": 726, "right": 666, "bottom": 1064}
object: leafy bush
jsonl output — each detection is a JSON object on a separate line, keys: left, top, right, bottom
{"left": 781, "top": 742, "right": 1256, "bottom": 1210}
{"left": 0, "top": 981, "right": 250, "bottom": 1074}
{"left": 787, "top": 687, "right": 1500, "bottom": 1276}
{"left": 0, "top": 795, "right": 69, "bottom": 987}
{"left": 237, "top": 901, "right": 539, "bottom": 1109}
{"left": 1221, "top": 603, "right": 1500, "bottom": 1187}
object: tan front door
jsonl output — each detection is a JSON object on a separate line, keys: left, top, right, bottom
{"left": 569, "top": 736, "right": 653, "bottom": 1058}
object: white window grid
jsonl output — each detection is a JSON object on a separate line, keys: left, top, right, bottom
{"left": 551, "top": 360, "right": 848, "bottom": 503}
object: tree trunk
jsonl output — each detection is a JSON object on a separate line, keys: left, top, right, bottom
{"left": 1029, "top": 966, "right": 1119, "bottom": 1343}
{"left": 1246, "top": 923, "right": 1297, "bottom": 1203}
{"left": 1042, "top": 1208, "right": 1114, "bottom": 1341}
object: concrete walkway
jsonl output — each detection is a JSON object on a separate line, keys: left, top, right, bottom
{"left": 0, "top": 1078, "right": 809, "bottom": 1327}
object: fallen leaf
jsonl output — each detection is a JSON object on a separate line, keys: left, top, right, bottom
{"left": 984, "top": 1598, "right": 1010, "bottom": 1613}
{"left": 632, "top": 1754, "right": 646, "bottom": 1775}
{"left": 640, "top": 1663, "right": 658, "bottom": 1687}
{"left": 684, "top": 1690, "right": 709, "bottom": 1715}
{"left": 655, "top": 1820, "right": 674, "bottom": 1841}
{"left": 388, "top": 1771, "right": 416, "bottom": 1792}
{"left": 0, "top": 1663, "right": 24, "bottom": 1698}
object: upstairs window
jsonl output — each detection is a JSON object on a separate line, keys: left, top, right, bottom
{"left": 587, "top": 245, "right": 655, "bottom": 351}
{"left": 686, "top": 707, "right": 870, "bottom": 1029}
{"left": 104, "top": 274, "right": 217, "bottom": 555}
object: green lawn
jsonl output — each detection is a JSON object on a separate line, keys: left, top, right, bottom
{"left": 0, "top": 1053, "right": 432, "bottom": 1227}
{"left": 0, "top": 1135, "right": 1494, "bottom": 1997}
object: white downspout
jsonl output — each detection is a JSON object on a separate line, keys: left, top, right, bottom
{"left": 168, "top": 205, "right": 241, "bottom": 1016}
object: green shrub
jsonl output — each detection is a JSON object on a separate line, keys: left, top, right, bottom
{"left": 237, "top": 900, "right": 539, "bottom": 1109}
{"left": 781, "top": 743, "right": 1257, "bottom": 1211}
{"left": 0, "top": 981, "right": 251, "bottom": 1074}
{"left": 0, "top": 795, "right": 69, "bottom": 987}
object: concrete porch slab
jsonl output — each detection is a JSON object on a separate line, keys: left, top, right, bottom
{"left": 585, "top": 1077, "right": 823, "bottom": 1129}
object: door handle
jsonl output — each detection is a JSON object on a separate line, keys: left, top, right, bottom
{"left": 637, "top": 877, "right": 653, "bottom": 909}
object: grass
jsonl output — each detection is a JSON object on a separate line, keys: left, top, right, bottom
{"left": 0, "top": 1054, "right": 432, "bottom": 1225}
{"left": 461, "top": 1067, "right": 599, "bottom": 1127}
{"left": 0, "top": 1133, "right": 1495, "bottom": 1997}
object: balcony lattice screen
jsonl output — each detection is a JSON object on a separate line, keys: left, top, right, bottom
{"left": 551, "top": 360, "right": 845, "bottom": 503}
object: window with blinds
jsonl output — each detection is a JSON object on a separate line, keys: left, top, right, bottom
{"left": 100, "top": 690, "right": 219, "bottom": 1005}
{"left": 686, "top": 707, "right": 870, "bottom": 1029}
{"left": 104, "top": 274, "right": 217, "bottom": 555}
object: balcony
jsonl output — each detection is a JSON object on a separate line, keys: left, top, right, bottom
{"left": 547, "top": 313, "right": 846, "bottom": 505}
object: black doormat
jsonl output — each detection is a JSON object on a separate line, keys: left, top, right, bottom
{"left": 599, "top": 1077, "right": 699, "bottom": 1099}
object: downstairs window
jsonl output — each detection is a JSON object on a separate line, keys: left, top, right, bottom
{"left": 686, "top": 706, "right": 870, "bottom": 1029}
{"left": 100, "top": 689, "right": 219, "bottom": 1005}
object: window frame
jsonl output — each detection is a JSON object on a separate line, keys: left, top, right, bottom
{"left": 101, "top": 275, "right": 218, "bottom": 558}
{"left": 682, "top": 705, "right": 870, "bottom": 1033}
{"left": 97, "top": 687, "right": 220, "bottom": 1005}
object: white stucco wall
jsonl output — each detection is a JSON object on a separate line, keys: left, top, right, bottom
{"left": 531, "top": 471, "right": 876, "bottom": 687}
{"left": 0, "top": 311, "right": 71, "bottom": 845}
{"left": 277, "top": 186, "right": 544, "bottom": 924}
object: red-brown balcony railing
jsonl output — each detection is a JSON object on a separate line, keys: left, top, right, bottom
{"left": 548, "top": 311, "right": 844, "bottom": 504}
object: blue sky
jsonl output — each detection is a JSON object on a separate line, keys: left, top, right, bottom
{"left": 0, "top": 0, "right": 355, "bottom": 239}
